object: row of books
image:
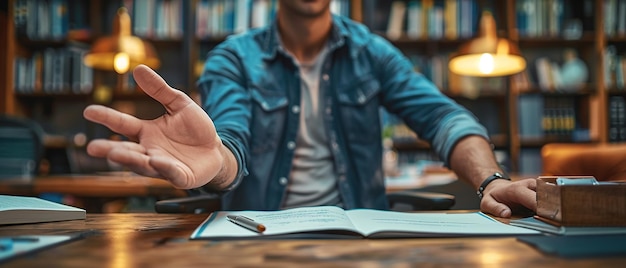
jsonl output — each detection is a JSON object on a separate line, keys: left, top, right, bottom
{"left": 130, "top": 0, "right": 185, "bottom": 40}
{"left": 534, "top": 57, "right": 560, "bottom": 92}
{"left": 12, "top": 46, "right": 93, "bottom": 95}
{"left": 196, "top": 0, "right": 275, "bottom": 38}
{"left": 516, "top": 0, "right": 567, "bottom": 38}
{"left": 195, "top": 0, "right": 350, "bottom": 39}
{"left": 518, "top": 95, "right": 578, "bottom": 139}
{"left": 609, "top": 96, "right": 626, "bottom": 142}
{"left": 13, "top": 0, "right": 71, "bottom": 41}
{"left": 383, "top": 0, "right": 478, "bottom": 41}
{"left": 604, "top": 0, "right": 626, "bottom": 37}
{"left": 517, "top": 0, "right": 626, "bottom": 38}
{"left": 515, "top": 52, "right": 588, "bottom": 93}
{"left": 604, "top": 46, "right": 626, "bottom": 90}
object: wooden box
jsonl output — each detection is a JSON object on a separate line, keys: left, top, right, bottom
{"left": 536, "top": 176, "right": 626, "bottom": 226}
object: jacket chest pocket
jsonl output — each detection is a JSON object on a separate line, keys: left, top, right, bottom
{"left": 250, "top": 88, "right": 288, "bottom": 154}
{"left": 337, "top": 76, "right": 382, "bottom": 143}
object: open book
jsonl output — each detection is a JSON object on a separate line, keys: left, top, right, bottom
{"left": 510, "top": 216, "right": 626, "bottom": 236}
{"left": 0, "top": 195, "right": 86, "bottom": 225}
{"left": 190, "top": 206, "right": 540, "bottom": 240}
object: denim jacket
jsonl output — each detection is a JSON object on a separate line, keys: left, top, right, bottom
{"left": 197, "top": 15, "right": 489, "bottom": 211}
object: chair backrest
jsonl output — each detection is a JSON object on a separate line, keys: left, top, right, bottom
{"left": 0, "top": 115, "right": 44, "bottom": 179}
{"left": 541, "top": 143, "right": 626, "bottom": 181}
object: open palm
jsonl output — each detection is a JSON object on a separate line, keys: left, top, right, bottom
{"left": 83, "top": 65, "right": 223, "bottom": 189}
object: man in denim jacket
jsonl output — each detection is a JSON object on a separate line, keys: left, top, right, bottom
{"left": 84, "top": 0, "right": 537, "bottom": 217}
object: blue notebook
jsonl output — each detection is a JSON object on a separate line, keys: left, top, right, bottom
{"left": 510, "top": 216, "right": 626, "bottom": 236}
{"left": 518, "top": 234, "right": 626, "bottom": 258}
{"left": 0, "top": 235, "right": 81, "bottom": 263}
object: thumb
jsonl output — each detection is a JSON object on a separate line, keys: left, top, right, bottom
{"left": 133, "top": 64, "right": 193, "bottom": 114}
{"left": 481, "top": 196, "right": 512, "bottom": 218}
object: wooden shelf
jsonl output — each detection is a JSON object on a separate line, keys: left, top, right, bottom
{"left": 518, "top": 32, "right": 596, "bottom": 47}
{"left": 519, "top": 136, "right": 596, "bottom": 148}
{"left": 517, "top": 87, "right": 596, "bottom": 97}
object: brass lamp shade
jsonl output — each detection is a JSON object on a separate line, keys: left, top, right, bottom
{"left": 449, "top": 11, "right": 526, "bottom": 77}
{"left": 84, "top": 7, "right": 160, "bottom": 74}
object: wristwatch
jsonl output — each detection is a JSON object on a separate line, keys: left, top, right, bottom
{"left": 476, "top": 172, "right": 510, "bottom": 200}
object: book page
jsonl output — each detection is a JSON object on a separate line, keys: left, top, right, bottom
{"left": 346, "top": 210, "right": 540, "bottom": 237}
{"left": 191, "top": 206, "right": 359, "bottom": 239}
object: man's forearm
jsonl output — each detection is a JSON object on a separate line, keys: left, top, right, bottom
{"left": 448, "top": 135, "right": 504, "bottom": 189}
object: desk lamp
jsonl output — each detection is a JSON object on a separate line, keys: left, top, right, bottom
{"left": 449, "top": 11, "right": 525, "bottom": 77}
{"left": 84, "top": 7, "right": 160, "bottom": 74}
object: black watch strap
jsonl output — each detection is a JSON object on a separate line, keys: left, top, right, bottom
{"left": 476, "top": 172, "right": 510, "bottom": 199}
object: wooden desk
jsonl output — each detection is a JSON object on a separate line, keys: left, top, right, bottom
{"left": 0, "top": 173, "right": 186, "bottom": 198}
{"left": 1, "top": 213, "right": 624, "bottom": 267}
{"left": 0, "top": 174, "right": 186, "bottom": 212}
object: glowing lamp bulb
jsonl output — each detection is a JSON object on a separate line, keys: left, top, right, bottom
{"left": 478, "top": 53, "right": 494, "bottom": 75}
{"left": 114, "top": 53, "right": 130, "bottom": 74}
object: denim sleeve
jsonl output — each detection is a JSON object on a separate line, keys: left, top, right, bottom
{"left": 196, "top": 45, "right": 251, "bottom": 191}
{"left": 370, "top": 36, "right": 490, "bottom": 166}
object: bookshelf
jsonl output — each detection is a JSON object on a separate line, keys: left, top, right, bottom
{"left": 0, "top": 0, "right": 622, "bottom": 175}
{"left": 353, "top": 0, "right": 616, "bottom": 174}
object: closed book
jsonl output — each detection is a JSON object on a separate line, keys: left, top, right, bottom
{"left": 0, "top": 195, "right": 86, "bottom": 225}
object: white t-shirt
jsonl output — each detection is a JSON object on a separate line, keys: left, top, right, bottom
{"left": 281, "top": 42, "right": 341, "bottom": 209}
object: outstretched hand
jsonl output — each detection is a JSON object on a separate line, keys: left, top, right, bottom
{"left": 83, "top": 65, "right": 224, "bottom": 189}
{"left": 479, "top": 178, "right": 537, "bottom": 218}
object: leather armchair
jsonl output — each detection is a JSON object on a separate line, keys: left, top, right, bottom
{"left": 541, "top": 143, "right": 626, "bottom": 182}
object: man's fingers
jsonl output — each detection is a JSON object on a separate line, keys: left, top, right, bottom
{"left": 481, "top": 179, "right": 538, "bottom": 218}
{"left": 515, "top": 179, "right": 538, "bottom": 212}
{"left": 481, "top": 196, "right": 512, "bottom": 218}
{"left": 107, "top": 147, "right": 159, "bottom": 176}
{"left": 84, "top": 105, "right": 142, "bottom": 140}
{"left": 86, "top": 139, "right": 147, "bottom": 158}
{"left": 150, "top": 155, "right": 193, "bottom": 189}
{"left": 133, "top": 65, "right": 193, "bottom": 114}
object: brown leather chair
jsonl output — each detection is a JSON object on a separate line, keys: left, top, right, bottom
{"left": 541, "top": 143, "right": 626, "bottom": 182}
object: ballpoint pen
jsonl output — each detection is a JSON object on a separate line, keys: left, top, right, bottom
{"left": 226, "top": 215, "right": 266, "bottom": 233}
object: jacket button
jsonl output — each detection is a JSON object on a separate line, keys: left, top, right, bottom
{"left": 287, "top": 141, "right": 296, "bottom": 149}
{"left": 292, "top": 105, "right": 300, "bottom": 114}
{"left": 279, "top": 177, "right": 288, "bottom": 185}
{"left": 322, "top": 74, "right": 329, "bottom": 81}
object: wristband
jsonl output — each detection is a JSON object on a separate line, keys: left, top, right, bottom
{"left": 476, "top": 172, "right": 510, "bottom": 199}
